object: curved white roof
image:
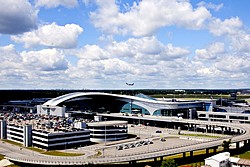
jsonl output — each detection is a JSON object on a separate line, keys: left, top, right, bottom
{"left": 43, "top": 92, "right": 203, "bottom": 115}
{"left": 44, "top": 92, "right": 198, "bottom": 106}
{"left": 87, "top": 120, "right": 127, "bottom": 127}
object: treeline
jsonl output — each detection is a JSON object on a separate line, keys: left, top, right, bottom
{"left": 0, "top": 89, "right": 246, "bottom": 104}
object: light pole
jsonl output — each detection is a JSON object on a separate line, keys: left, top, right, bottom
{"left": 220, "top": 93, "right": 222, "bottom": 106}
{"left": 138, "top": 127, "right": 141, "bottom": 138}
{"left": 147, "top": 123, "right": 149, "bottom": 152}
{"left": 64, "top": 134, "right": 66, "bottom": 155}
{"left": 133, "top": 121, "right": 135, "bottom": 134}
{"left": 115, "top": 145, "right": 117, "bottom": 157}
{"left": 104, "top": 118, "right": 107, "bottom": 146}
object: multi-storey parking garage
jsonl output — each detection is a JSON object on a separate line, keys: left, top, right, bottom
{"left": 32, "top": 129, "right": 90, "bottom": 150}
{"left": 0, "top": 109, "right": 129, "bottom": 150}
{"left": 87, "top": 121, "right": 128, "bottom": 142}
{"left": 3, "top": 121, "right": 91, "bottom": 150}
{"left": 6, "top": 123, "right": 32, "bottom": 147}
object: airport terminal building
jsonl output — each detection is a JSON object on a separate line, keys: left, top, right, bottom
{"left": 37, "top": 92, "right": 250, "bottom": 123}
{"left": 37, "top": 92, "right": 213, "bottom": 119}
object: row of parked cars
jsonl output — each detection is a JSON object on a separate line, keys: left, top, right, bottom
{"left": 116, "top": 140, "right": 153, "bottom": 150}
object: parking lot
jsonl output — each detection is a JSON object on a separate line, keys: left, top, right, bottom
{"left": 68, "top": 124, "right": 219, "bottom": 158}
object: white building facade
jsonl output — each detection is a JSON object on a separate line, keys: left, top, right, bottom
{"left": 7, "top": 124, "right": 32, "bottom": 147}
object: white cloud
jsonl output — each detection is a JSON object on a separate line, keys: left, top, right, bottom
{"left": 230, "top": 31, "right": 250, "bottom": 52}
{"left": 11, "top": 23, "right": 83, "bottom": 49}
{"left": 108, "top": 36, "right": 165, "bottom": 62}
{"left": 164, "top": 44, "right": 190, "bottom": 59}
{"left": 192, "top": 50, "right": 250, "bottom": 89}
{"left": 68, "top": 43, "right": 138, "bottom": 80}
{"left": 67, "top": 36, "right": 191, "bottom": 86}
{"left": 215, "top": 54, "right": 250, "bottom": 73}
{"left": 208, "top": 17, "right": 242, "bottom": 36}
{"left": 0, "top": 44, "right": 22, "bottom": 62}
{"left": 67, "top": 57, "right": 139, "bottom": 82}
{"left": 89, "top": 0, "right": 211, "bottom": 36}
{"left": 75, "top": 36, "right": 190, "bottom": 64}
{"left": 108, "top": 36, "right": 190, "bottom": 62}
{"left": 0, "top": 45, "right": 69, "bottom": 88}
{"left": 35, "top": 0, "right": 78, "bottom": 8}
{"left": 195, "top": 42, "right": 225, "bottom": 60}
{"left": 197, "top": 67, "right": 213, "bottom": 75}
{"left": 197, "top": 1, "right": 223, "bottom": 12}
{"left": 0, "top": 0, "right": 37, "bottom": 34}
{"left": 21, "top": 48, "right": 69, "bottom": 71}
{"left": 0, "top": 45, "right": 28, "bottom": 83}
{"left": 75, "top": 44, "right": 110, "bottom": 60}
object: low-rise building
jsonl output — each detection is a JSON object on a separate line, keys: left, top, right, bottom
{"left": 204, "top": 152, "right": 250, "bottom": 167}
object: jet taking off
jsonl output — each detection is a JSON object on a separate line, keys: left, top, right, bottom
{"left": 126, "top": 83, "right": 134, "bottom": 86}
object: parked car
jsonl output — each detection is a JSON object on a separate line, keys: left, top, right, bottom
{"left": 160, "top": 138, "right": 166, "bottom": 142}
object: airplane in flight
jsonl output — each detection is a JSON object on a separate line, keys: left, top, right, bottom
{"left": 126, "top": 82, "right": 134, "bottom": 86}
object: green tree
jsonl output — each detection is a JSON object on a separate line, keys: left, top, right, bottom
{"left": 161, "top": 159, "right": 178, "bottom": 167}
{"left": 222, "top": 139, "right": 231, "bottom": 151}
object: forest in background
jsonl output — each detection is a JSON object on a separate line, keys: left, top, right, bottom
{"left": 0, "top": 89, "right": 249, "bottom": 104}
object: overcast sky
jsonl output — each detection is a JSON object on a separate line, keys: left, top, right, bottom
{"left": 0, "top": 0, "right": 249, "bottom": 89}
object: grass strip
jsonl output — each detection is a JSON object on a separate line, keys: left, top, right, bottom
{"left": 2, "top": 139, "right": 22, "bottom": 147}
{"left": 42, "top": 150, "right": 84, "bottom": 156}
{"left": 180, "top": 133, "right": 221, "bottom": 138}
{"left": 2, "top": 139, "right": 84, "bottom": 156}
{"left": 233, "top": 151, "right": 250, "bottom": 159}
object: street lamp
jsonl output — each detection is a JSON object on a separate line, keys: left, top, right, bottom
{"left": 138, "top": 127, "right": 141, "bottom": 138}
{"left": 147, "top": 123, "right": 149, "bottom": 152}
{"left": 104, "top": 118, "right": 107, "bottom": 145}
{"left": 133, "top": 121, "right": 135, "bottom": 134}
{"left": 220, "top": 93, "right": 222, "bottom": 106}
{"left": 64, "top": 134, "right": 67, "bottom": 155}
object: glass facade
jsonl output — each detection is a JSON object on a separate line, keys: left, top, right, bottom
{"left": 120, "top": 100, "right": 211, "bottom": 118}
{"left": 120, "top": 103, "right": 150, "bottom": 115}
